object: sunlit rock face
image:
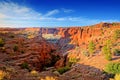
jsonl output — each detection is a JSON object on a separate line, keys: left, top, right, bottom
{"left": 0, "top": 22, "right": 120, "bottom": 71}
{"left": 57, "top": 23, "right": 120, "bottom": 47}
{"left": 0, "top": 29, "right": 59, "bottom": 71}
{"left": 0, "top": 23, "right": 120, "bottom": 80}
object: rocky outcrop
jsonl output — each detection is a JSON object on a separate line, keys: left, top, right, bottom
{"left": 57, "top": 23, "right": 120, "bottom": 46}
{"left": 1, "top": 22, "right": 120, "bottom": 70}
{"left": 40, "top": 28, "right": 58, "bottom": 34}
{"left": 1, "top": 32, "right": 59, "bottom": 71}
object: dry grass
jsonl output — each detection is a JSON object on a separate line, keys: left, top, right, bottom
{"left": 30, "top": 70, "right": 39, "bottom": 76}
{"left": 0, "top": 70, "right": 9, "bottom": 80}
{"left": 40, "top": 76, "right": 57, "bottom": 80}
{"left": 114, "top": 74, "right": 120, "bottom": 80}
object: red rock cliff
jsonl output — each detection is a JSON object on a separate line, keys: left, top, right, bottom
{"left": 57, "top": 23, "right": 120, "bottom": 46}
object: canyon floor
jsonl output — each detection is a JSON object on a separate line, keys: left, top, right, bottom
{"left": 0, "top": 22, "right": 120, "bottom": 80}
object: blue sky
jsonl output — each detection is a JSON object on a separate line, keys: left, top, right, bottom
{"left": 0, "top": 0, "right": 120, "bottom": 27}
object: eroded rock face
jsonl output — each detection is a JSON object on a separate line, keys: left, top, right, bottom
{"left": 24, "top": 37, "right": 57, "bottom": 70}
{"left": 55, "top": 58, "right": 65, "bottom": 68}
{"left": 1, "top": 22, "right": 120, "bottom": 70}
{"left": 0, "top": 32, "right": 59, "bottom": 71}
{"left": 55, "top": 23, "right": 120, "bottom": 69}
{"left": 57, "top": 23, "right": 120, "bottom": 47}
{"left": 21, "top": 23, "right": 118, "bottom": 47}
{"left": 40, "top": 28, "right": 58, "bottom": 34}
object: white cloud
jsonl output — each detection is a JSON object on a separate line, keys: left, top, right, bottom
{"left": 0, "top": 13, "right": 8, "bottom": 18}
{"left": 62, "top": 8, "right": 74, "bottom": 13}
{"left": 0, "top": 2, "right": 42, "bottom": 20}
{"left": 44, "top": 9, "right": 59, "bottom": 17}
{"left": 0, "top": 2, "right": 60, "bottom": 21}
{"left": 0, "top": 1, "right": 119, "bottom": 27}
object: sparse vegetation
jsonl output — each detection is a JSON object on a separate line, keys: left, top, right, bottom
{"left": 9, "top": 34, "right": 15, "bottom": 38}
{"left": 20, "top": 62, "right": 29, "bottom": 70}
{"left": 112, "top": 23, "right": 119, "bottom": 26}
{"left": 88, "top": 41, "right": 95, "bottom": 56}
{"left": 113, "top": 49, "right": 120, "bottom": 56}
{"left": 13, "top": 44, "right": 18, "bottom": 51}
{"left": 0, "top": 23, "right": 120, "bottom": 80}
{"left": 21, "top": 50, "right": 25, "bottom": 54}
{"left": 104, "top": 62, "right": 120, "bottom": 80}
{"left": 102, "top": 40, "right": 112, "bottom": 61}
{"left": 105, "top": 40, "right": 112, "bottom": 48}
{"left": 69, "top": 58, "right": 78, "bottom": 63}
{"left": 102, "top": 45, "right": 112, "bottom": 61}
{"left": 57, "top": 66, "right": 70, "bottom": 74}
{"left": 113, "top": 29, "right": 120, "bottom": 40}
{"left": 68, "top": 56, "right": 80, "bottom": 67}
{"left": 0, "top": 38, "right": 5, "bottom": 47}
{"left": 104, "top": 62, "right": 120, "bottom": 74}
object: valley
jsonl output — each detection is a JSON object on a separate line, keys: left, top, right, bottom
{"left": 0, "top": 22, "right": 120, "bottom": 80}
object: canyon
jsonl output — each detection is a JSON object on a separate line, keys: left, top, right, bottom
{"left": 0, "top": 22, "right": 120, "bottom": 80}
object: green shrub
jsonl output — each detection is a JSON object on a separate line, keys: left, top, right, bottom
{"left": 102, "top": 40, "right": 112, "bottom": 61}
{"left": 105, "top": 40, "right": 112, "bottom": 48}
{"left": 113, "top": 29, "right": 120, "bottom": 40}
{"left": 68, "top": 58, "right": 79, "bottom": 67}
{"left": 57, "top": 66, "right": 70, "bottom": 74}
{"left": 113, "top": 49, "right": 120, "bottom": 56}
{"left": 106, "top": 54, "right": 112, "bottom": 61}
{"left": 105, "top": 62, "right": 120, "bottom": 80}
{"left": 102, "top": 45, "right": 112, "bottom": 61}
{"left": 69, "top": 58, "right": 78, "bottom": 63}
{"left": 9, "top": 34, "right": 14, "bottom": 38}
{"left": 0, "top": 38, "right": 5, "bottom": 47}
{"left": 104, "top": 62, "right": 120, "bottom": 74}
{"left": 67, "top": 62, "right": 73, "bottom": 67}
{"left": 13, "top": 44, "right": 18, "bottom": 51}
{"left": 20, "top": 62, "right": 29, "bottom": 70}
{"left": 88, "top": 41, "right": 95, "bottom": 56}
{"left": 21, "top": 50, "right": 25, "bottom": 54}
{"left": 112, "top": 23, "right": 118, "bottom": 26}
